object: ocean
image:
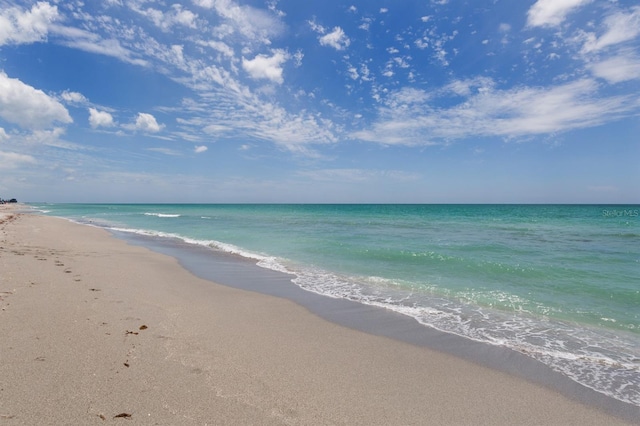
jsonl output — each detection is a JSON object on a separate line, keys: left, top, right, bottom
{"left": 31, "top": 203, "right": 639, "bottom": 407}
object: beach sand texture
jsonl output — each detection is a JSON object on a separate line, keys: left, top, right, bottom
{"left": 0, "top": 209, "right": 633, "bottom": 425}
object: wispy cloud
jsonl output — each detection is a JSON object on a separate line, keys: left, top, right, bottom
{"left": 192, "top": 0, "right": 284, "bottom": 45}
{"left": 298, "top": 168, "right": 420, "bottom": 183}
{"left": 352, "top": 78, "right": 637, "bottom": 145}
{"left": 580, "top": 6, "right": 640, "bottom": 53}
{"left": 590, "top": 52, "right": 640, "bottom": 83}
{"left": 0, "top": 151, "right": 37, "bottom": 169}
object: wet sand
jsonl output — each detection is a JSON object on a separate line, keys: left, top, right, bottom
{"left": 0, "top": 209, "right": 636, "bottom": 424}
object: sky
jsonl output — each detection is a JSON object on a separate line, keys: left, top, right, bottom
{"left": 0, "top": 0, "right": 639, "bottom": 203}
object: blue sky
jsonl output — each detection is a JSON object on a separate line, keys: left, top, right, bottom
{"left": 0, "top": 0, "right": 638, "bottom": 203}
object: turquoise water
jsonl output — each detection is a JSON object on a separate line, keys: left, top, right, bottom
{"left": 32, "top": 203, "right": 639, "bottom": 406}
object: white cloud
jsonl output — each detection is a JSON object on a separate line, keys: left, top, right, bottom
{"left": 444, "top": 77, "right": 495, "bottom": 97}
{"left": 135, "top": 113, "right": 163, "bottom": 133}
{"left": 386, "top": 88, "right": 430, "bottom": 106}
{"left": 351, "top": 78, "right": 638, "bottom": 145}
{"left": 319, "top": 27, "right": 351, "bottom": 51}
{"left": 242, "top": 50, "right": 289, "bottom": 84}
{"left": 170, "top": 5, "right": 198, "bottom": 28}
{"left": 135, "top": 4, "right": 198, "bottom": 31}
{"left": 61, "top": 90, "right": 87, "bottom": 104}
{"left": 590, "top": 53, "right": 640, "bottom": 83}
{"left": 0, "top": 127, "right": 8, "bottom": 141}
{"left": 0, "top": 1, "right": 60, "bottom": 46}
{"left": 527, "top": 0, "right": 592, "bottom": 28}
{"left": 88, "top": 108, "right": 115, "bottom": 128}
{"left": 194, "top": 145, "right": 208, "bottom": 153}
{"left": 0, "top": 151, "right": 37, "bottom": 169}
{"left": 24, "top": 127, "right": 66, "bottom": 146}
{"left": 192, "top": 0, "right": 284, "bottom": 44}
{"left": 380, "top": 8, "right": 389, "bottom": 14}
{"left": 148, "top": 147, "right": 180, "bottom": 156}
{"left": 308, "top": 20, "right": 351, "bottom": 51}
{"left": 203, "top": 124, "right": 231, "bottom": 134}
{"left": 25, "top": 0, "right": 333, "bottom": 152}
{"left": 193, "top": 0, "right": 214, "bottom": 8}
{"left": 0, "top": 71, "right": 72, "bottom": 130}
{"left": 199, "top": 40, "right": 234, "bottom": 58}
{"left": 293, "top": 50, "right": 304, "bottom": 67}
{"left": 52, "top": 25, "right": 147, "bottom": 67}
{"left": 581, "top": 6, "right": 640, "bottom": 53}
{"left": 308, "top": 19, "right": 325, "bottom": 34}
{"left": 415, "top": 38, "right": 428, "bottom": 49}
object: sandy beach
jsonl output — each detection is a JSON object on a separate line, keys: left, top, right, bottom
{"left": 0, "top": 207, "right": 635, "bottom": 425}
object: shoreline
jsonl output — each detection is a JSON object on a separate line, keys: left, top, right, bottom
{"left": 116, "top": 224, "right": 640, "bottom": 421}
{"left": 1, "top": 209, "right": 638, "bottom": 424}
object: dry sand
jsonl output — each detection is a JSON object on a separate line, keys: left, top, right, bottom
{"left": 0, "top": 208, "right": 634, "bottom": 425}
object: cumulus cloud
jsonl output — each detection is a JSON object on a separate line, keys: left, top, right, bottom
{"left": 0, "top": 1, "right": 60, "bottom": 46}
{"left": 242, "top": 50, "right": 289, "bottom": 84}
{"left": 194, "top": 145, "right": 208, "bottom": 153}
{"left": 527, "top": 0, "right": 592, "bottom": 28}
{"left": 88, "top": 108, "right": 115, "bottom": 128}
{"left": 135, "top": 113, "right": 163, "bottom": 133}
{"left": 0, "top": 71, "right": 72, "bottom": 129}
{"left": 319, "top": 27, "right": 351, "bottom": 51}
{"left": 309, "top": 20, "right": 351, "bottom": 51}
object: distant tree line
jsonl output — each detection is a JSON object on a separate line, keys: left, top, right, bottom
{"left": 0, "top": 198, "right": 17, "bottom": 204}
